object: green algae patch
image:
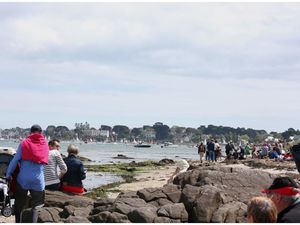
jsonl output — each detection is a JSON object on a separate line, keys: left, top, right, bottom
{"left": 84, "top": 174, "right": 136, "bottom": 199}
{"left": 85, "top": 160, "right": 166, "bottom": 175}
{"left": 84, "top": 160, "right": 174, "bottom": 199}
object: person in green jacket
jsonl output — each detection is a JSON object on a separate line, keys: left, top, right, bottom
{"left": 244, "top": 143, "right": 252, "bottom": 158}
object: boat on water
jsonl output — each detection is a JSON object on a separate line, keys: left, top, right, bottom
{"left": 134, "top": 143, "right": 151, "bottom": 148}
{"left": 161, "top": 142, "right": 178, "bottom": 148}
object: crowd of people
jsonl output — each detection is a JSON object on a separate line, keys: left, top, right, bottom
{"left": 5, "top": 124, "right": 86, "bottom": 223}
{"left": 197, "top": 139, "right": 298, "bottom": 163}
{"left": 197, "top": 138, "right": 300, "bottom": 223}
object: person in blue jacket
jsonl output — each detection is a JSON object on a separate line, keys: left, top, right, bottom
{"left": 6, "top": 124, "right": 49, "bottom": 223}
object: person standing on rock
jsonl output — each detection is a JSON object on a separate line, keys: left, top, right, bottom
{"left": 207, "top": 139, "right": 216, "bottom": 162}
{"left": 44, "top": 139, "right": 67, "bottom": 190}
{"left": 61, "top": 144, "right": 86, "bottom": 194}
{"left": 197, "top": 142, "right": 206, "bottom": 163}
{"left": 262, "top": 177, "right": 300, "bottom": 222}
{"left": 6, "top": 124, "right": 49, "bottom": 223}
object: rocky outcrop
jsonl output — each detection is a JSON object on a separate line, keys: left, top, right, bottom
{"left": 21, "top": 162, "right": 280, "bottom": 223}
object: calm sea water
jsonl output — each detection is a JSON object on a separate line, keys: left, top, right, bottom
{"left": 0, "top": 140, "right": 199, "bottom": 190}
{"left": 0, "top": 140, "right": 199, "bottom": 163}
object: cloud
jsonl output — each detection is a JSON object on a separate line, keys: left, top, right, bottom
{"left": 1, "top": 3, "right": 300, "bottom": 132}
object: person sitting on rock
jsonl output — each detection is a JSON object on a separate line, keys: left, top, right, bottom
{"left": 269, "top": 147, "right": 279, "bottom": 160}
{"left": 247, "top": 196, "right": 277, "bottom": 223}
{"left": 61, "top": 144, "right": 86, "bottom": 194}
{"left": 262, "top": 176, "right": 300, "bottom": 222}
{"left": 44, "top": 139, "right": 67, "bottom": 191}
{"left": 167, "top": 159, "right": 189, "bottom": 183}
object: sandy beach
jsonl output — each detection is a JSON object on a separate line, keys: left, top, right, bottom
{"left": 107, "top": 164, "right": 177, "bottom": 199}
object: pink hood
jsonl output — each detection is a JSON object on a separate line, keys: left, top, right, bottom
{"left": 21, "top": 133, "right": 49, "bottom": 164}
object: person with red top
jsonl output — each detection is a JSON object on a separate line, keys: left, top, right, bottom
{"left": 262, "top": 177, "right": 300, "bottom": 223}
{"left": 61, "top": 144, "right": 86, "bottom": 194}
{"left": 6, "top": 124, "right": 49, "bottom": 223}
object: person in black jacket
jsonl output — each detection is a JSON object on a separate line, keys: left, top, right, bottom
{"left": 291, "top": 143, "right": 300, "bottom": 173}
{"left": 61, "top": 144, "right": 86, "bottom": 194}
{"left": 262, "top": 177, "right": 300, "bottom": 223}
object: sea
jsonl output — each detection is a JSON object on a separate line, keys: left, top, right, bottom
{"left": 0, "top": 140, "right": 200, "bottom": 190}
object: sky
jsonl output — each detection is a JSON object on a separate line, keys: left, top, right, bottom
{"left": 0, "top": 2, "right": 300, "bottom": 133}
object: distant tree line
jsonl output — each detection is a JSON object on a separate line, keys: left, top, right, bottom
{"left": 0, "top": 122, "right": 299, "bottom": 144}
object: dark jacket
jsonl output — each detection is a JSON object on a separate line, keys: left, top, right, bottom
{"left": 277, "top": 198, "right": 300, "bottom": 223}
{"left": 207, "top": 142, "right": 215, "bottom": 152}
{"left": 61, "top": 154, "right": 86, "bottom": 187}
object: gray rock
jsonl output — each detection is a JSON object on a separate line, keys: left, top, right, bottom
{"left": 88, "top": 211, "right": 130, "bottom": 223}
{"left": 128, "top": 206, "right": 158, "bottom": 223}
{"left": 90, "top": 204, "right": 114, "bottom": 215}
{"left": 192, "top": 186, "right": 222, "bottom": 222}
{"left": 44, "top": 190, "right": 94, "bottom": 208}
{"left": 61, "top": 205, "right": 92, "bottom": 218}
{"left": 114, "top": 197, "right": 154, "bottom": 215}
{"left": 153, "top": 198, "right": 174, "bottom": 207}
{"left": 22, "top": 207, "right": 63, "bottom": 223}
{"left": 137, "top": 187, "right": 167, "bottom": 202}
{"left": 181, "top": 184, "right": 201, "bottom": 212}
{"left": 116, "top": 191, "right": 139, "bottom": 199}
{"left": 154, "top": 216, "right": 172, "bottom": 223}
{"left": 94, "top": 197, "right": 115, "bottom": 207}
{"left": 64, "top": 216, "right": 91, "bottom": 223}
{"left": 212, "top": 201, "right": 247, "bottom": 223}
{"left": 158, "top": 203, "right": 188, "bottom": 221}
{"left": 162, "top": 184, "right": 182, "bottom": 203}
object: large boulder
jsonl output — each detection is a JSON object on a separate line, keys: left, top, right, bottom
{"left": 175, "top": 166, "right": 275, "bottom": 204}
{"left": 64, "top": 216, "right": 91, "bottom": 223}
{"left": 61, "top": 205, "right": 92, "bottom": 218}
{"left": 45, "top": 190, "right": 94, "bottom": 208}
{"left": 211, "top": 201, "right": 248, "bottom": 223}
{"left": 114, "top": 197, "right": 155, "bottom": 215}
{"left": 137, "top": 187, "right": 167, "bottom": 202}
{"left": 21, "top": 207, "right": 63, "bottom": 223}
{"left": 88, "top": 211, "right": 130, "bottom": 223}
{"left": 191, "top": 185, "right": 222, "bottom": 222}
{"left": 157, "top": 203, "right": 188, "bottom": 222}
{"left": 127, "top": 206, "right": 158, "bottom": 223}
{"left": 180, "top": 184, "right": 201, "bottom": 212}
{"left": 161, "top": 184, "right": 182, "bottom": 203}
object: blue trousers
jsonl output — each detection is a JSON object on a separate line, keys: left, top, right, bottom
{"left": 209, "top": 151, "right": 216, "bottom": 161}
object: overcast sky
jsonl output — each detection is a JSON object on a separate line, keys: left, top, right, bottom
{"left": 0, "top": 3, "right": 300, "bottom": 132}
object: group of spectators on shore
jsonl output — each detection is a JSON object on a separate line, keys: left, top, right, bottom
{"left": 198, "top": 139, "right": 298, "bottom": 163}
{"left": 198, "top": 138, "right": 300, "bottom": 223}
{"left": 5, "top": 124, "right": 86, "bottom": 223}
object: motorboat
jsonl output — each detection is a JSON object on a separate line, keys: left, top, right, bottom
{"left": 161, "top": 142, "right": 178, "bottom": 148}
{"left": 134, "top": 143, "right": 151, "bottom": 148}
